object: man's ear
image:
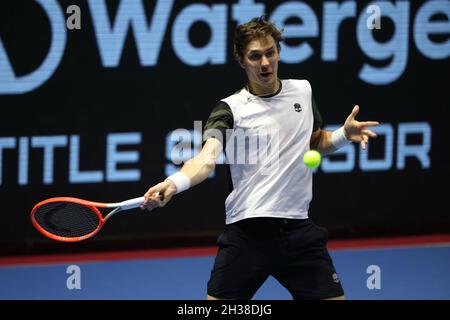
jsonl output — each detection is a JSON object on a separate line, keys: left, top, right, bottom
{"left": 238, "top": 58, "right": 246, "bottom": 69}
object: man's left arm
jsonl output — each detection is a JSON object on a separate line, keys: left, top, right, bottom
{"left": 310, "top": 105, "right": 379, "bottom": 154}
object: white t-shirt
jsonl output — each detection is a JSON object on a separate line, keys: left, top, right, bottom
{"left": 204, "top": 79, "right": 322, "bottom": 224}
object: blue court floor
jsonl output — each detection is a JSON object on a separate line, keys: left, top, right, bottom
{"left": 1, "top": 242, "right": 449, "bottom": 300}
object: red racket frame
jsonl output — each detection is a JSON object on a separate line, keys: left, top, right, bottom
{"left": 30, "top": 197, "right": 110, "bottom": 242}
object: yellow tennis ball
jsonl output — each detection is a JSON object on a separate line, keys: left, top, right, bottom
{"left": 303, "top": 150, "right": 321, "bottom": 169}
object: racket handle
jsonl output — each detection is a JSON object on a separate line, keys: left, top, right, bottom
{"left": 118, "top": 197, "right": 145, "bottom": 210}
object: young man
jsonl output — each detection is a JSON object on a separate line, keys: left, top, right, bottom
{"left": 142, "top": 17, "right": 379, "bottom": 300}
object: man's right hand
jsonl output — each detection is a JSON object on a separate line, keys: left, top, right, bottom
{"left": 141, "top": 179, "right": 177, "bottom": 211}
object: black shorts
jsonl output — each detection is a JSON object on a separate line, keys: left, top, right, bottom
{"left": 207, "top": 217, "right": 344, "bottom": 300}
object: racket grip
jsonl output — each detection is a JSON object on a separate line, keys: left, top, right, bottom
{"left": 119, "top": 197, "right": 145, "bottom": 210}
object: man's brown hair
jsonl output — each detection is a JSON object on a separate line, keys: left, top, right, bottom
{"left": 233, "top": 15, "right": 284, "bottom": 62}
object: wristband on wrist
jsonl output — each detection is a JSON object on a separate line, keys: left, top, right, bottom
{"left": 331, "top": 126, "right": 351, "bottom": 149}
{"left": 166, "top": 172, "right": 191, "bottom": 194}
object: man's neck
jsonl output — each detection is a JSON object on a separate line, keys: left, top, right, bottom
{"left": 247, "top": 79, "right": 280, "bottom": 97}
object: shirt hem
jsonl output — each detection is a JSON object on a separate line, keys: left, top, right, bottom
{"left": 225, "top": 211, "right": 309, "bottom": 225}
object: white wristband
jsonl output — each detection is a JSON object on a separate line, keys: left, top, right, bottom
{"left": 331, "top": 126, "right": 351, "bottom": 149}
{"left": 167, "top": 172, "right": 191, "bottom": 194}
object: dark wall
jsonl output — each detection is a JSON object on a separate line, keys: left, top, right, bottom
{"left": 0, "top": 0, "right": 449, "bottom": 255}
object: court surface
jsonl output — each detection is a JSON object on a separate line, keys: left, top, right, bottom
{"left": 1, "top": 235, "right": 449, "bottom": 300}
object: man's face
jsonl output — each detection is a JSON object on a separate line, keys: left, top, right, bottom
{"left": 239, "top": 35, "right": 280, "bottom": 93}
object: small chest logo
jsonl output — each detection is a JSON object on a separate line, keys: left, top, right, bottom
{"left": 294, "top": 103, "right": 302, "bottom": 112}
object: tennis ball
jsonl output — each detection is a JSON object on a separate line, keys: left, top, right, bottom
{"left": 303, "top": 150, "right": 321, "bottom": 169}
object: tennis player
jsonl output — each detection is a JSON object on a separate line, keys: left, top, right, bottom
{"left": 142, "top": 16, "right": 379, "bottom": 300}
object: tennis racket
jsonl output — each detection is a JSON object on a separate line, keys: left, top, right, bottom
{"left": 30, "top": 194, "right": 158, "bottom": 242}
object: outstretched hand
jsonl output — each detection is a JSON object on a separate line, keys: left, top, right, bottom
{"left": 344, "top": 105, "right": 379, "bottom": 150}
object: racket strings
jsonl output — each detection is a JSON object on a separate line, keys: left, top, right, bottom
{"left": 33, "top": 202, "right": 101, "bottom": 238}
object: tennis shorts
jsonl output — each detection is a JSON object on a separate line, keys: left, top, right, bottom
{"left": 207, "top": 217, "right": 344, "bottom": 300}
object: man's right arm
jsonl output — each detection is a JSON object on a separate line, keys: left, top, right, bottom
{"left": 178, "top": 137, "right": 223, "bottom": 187}
{"left": 142, "top": 138, "right": 223, "bottom": 211}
